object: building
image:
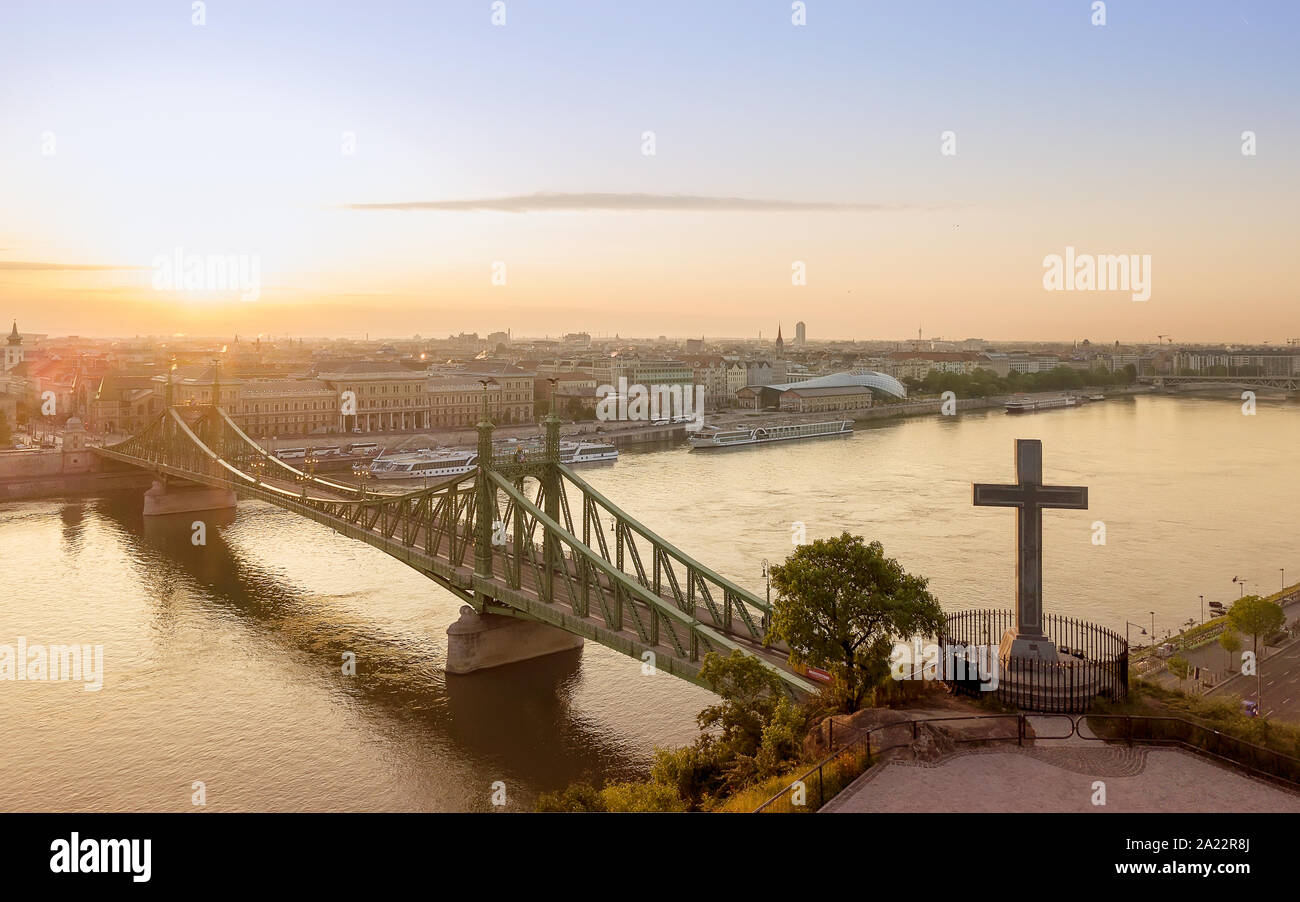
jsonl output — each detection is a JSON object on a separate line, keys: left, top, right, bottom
{"left": 4, "top": 322, "right": 24, "bottom": 372}
{"left": 682, "top": 355, "right": 729, "bottom": 411}
{"left": 736, "top": 371, "right": 907, "bottom": 410}
{"left": 426, "top": 370, "right": 533, "bottom": 428}
{"left": 795, "top": 321, "right": 806, "bottom": 348}
{"left": 91, "top": 373, "right": 161, "bottom": 435}
{"left": 317, "top": 361, "right": 431, "bottom": 432}
{"left": 884, "top": 351, "right": 982, "bottom": 380}
{"left": 236, "top": 378, "right": 338, "bottom": 438}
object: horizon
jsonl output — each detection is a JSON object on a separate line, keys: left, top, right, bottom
{"left": 2, "top": 1, "right": 1298, "bottom": 341}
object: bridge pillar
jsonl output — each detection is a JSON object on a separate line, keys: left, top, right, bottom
{"left": 473, "top": 411, "right": 495, "bottom": 594}
{"left": 142, "top": 478, "right": 236, "bottom": 516}
{"left": 445, "top": 605, "right": 583, "bottom": 674}
{"left": 542, "top": 413, "right": 561, "bottom": 602}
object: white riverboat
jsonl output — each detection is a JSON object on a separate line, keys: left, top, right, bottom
{"left": 359, "top": 439, "right": 617, "bottom": 480}
{"left": 1005, "top": 395, "right": 1078, "bottom": 414}
{"left": 687, "top": 419, "right": 853, "bottom": 450}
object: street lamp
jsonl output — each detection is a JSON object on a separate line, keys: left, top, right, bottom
{"left": 1282, "top": 568, "right": 1287, "bottom": 591}
{"left": 477, "top": 377, "right": 499, "bottom": 423}
{"left": 1125, "top": 621, "right": 1148, "bottom": 648}
{"left": 1233, "top": 575, "right": 1248, "bottom": 598}
{"left": 761, "top": 559, "right": 772, "bottom": 632}
{"left": 1149, "top": 611, "right": 1155, "bottom": 639}
{"left": 1199, "top": 594, "right": 1205, "bottom": 625}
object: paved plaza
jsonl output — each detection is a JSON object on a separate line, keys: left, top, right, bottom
{"left": 824, "top": 742, "right": 1300, "bottom": 813}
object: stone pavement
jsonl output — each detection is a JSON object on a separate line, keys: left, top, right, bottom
{"left": 824, "top": 728, "right": 1300, "bottom": 813}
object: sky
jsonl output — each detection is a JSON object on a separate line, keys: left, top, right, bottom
{"left": 1, "top": 0, "right": 1297, "bottom": 342}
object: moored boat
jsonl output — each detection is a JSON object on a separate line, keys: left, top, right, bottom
{"left": 688, "top": 419, "right": 853, "bottom": 449}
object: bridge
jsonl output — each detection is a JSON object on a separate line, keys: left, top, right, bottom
{"left": 1141, "top": 374, "right": 1299, "bottom": 391}
{"left": 94, "top": 397, "right": 819, "bottom": 698}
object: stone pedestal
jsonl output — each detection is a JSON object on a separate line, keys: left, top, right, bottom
{"left": 143, "top": 480, "right": 237, "bottom": 516}
{"left": 445, "top": 606, "right": 583, "bottom": 674}
{"left": 999, "top": 629, "right": 1060, "bottom": 663}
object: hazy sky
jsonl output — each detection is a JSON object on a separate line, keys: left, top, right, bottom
{"left": 1, "top": 0, "right": 1297, "bottom": 341}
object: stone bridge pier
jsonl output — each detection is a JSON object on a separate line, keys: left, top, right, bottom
{"left": 143, "top": 477, "right": 237, "bottom": 517}
{"left": 445, "top": 606, "right": 584, "bottom": 674}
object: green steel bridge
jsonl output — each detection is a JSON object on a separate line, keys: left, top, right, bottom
{"left": 94, "top": 402, "right": 818, "bottom": 698}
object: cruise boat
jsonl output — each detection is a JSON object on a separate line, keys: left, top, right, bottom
{"left": 360, "top": 439, "right": 618, "bottom": 479}
{"left": 361, "top": 449, "right": 479, "bottom": 480}
{"left": 688, "top": 419, "right": 853, "bottom": 450}
{"left": 1005, "top": 395, "right": 1078, "bottom": 414}
{"left": 561, "top": 440, "right": 618, "bottom": 464}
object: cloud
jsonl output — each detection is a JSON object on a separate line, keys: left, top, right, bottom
{"left": 346, "top": 192, "right": 923, "bottom": 213}
{"left": 0, "top": 261, "right": 146, "bottom": 271}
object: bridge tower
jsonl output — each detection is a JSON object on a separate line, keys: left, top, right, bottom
{"left": 450, "top": 399, "right": 584, "bottom": 674}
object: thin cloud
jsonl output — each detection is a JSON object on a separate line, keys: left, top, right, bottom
{"left": 346, "top": 192, "right": 924, "bottom": 213}
{"left": 0, "top": 261, "right": 147, "bottom": 271}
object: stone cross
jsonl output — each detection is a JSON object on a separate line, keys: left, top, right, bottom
{"left": 973, "top": 439, "right": 1087, "bottom": 661}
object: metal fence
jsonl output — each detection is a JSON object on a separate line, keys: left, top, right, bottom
{"left": 940, "top": 609, "right": 1128, "bottom": 713}
{"left": 754, "top": 714, "right": 1024, "bottom": 812}
{"left": 754, "top": 711, "right": 1300, "bottom": 812}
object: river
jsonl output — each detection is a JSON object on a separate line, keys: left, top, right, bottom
{"left": 2, "top": 394, "right": 1296, "bottom": 810}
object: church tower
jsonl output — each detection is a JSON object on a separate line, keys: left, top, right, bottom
{"left": 4, "top": 321, "right": 23, "bottom": 372}
{"left": 774, "top": 324, "right": 784, "bottom": 352}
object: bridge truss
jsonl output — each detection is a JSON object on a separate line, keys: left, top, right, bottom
{"left": 96, "top": 405, "right": 817, "bottom": 697}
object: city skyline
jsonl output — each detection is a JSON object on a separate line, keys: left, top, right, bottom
{"left": 2, "top": 1, "right": 1298, "bottom": 341}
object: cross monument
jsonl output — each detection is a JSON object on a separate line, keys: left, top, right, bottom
{"left": 973, "top": 439, "right": 1087, "bottom": 662}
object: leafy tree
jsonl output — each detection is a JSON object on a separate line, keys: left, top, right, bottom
{"left": 754, "top": 695, "right": 806, "bottom": 777}
{"left": 767, "top": 532, "right": 945, "bottom": 711}
{"left": 598, "top": 781, "right": 688, "bottom": 812}
{"left": 1229, "top": 595, "right": 1285, "bottom": 712}
{"left": 1218, "top": 630, "right": 1242, "bottom": 673}
{"left": 1167, "top": 655, "right": 1192, "bottom": 691}
{"left": 535, "top": 782, "right": 606, "bottom": 812}
{"left": 0, "top": 410, "right": 10, "bottom": 446}
{"left": 697, "top": 649, "right": 784, "bottom": 757}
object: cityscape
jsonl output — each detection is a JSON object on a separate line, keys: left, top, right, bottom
{"left": 2, "top": 0, "right": 1299, "bottom": 885}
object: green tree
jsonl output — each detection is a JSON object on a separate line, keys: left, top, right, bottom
{"left": 767, "top": 532, "right": 945, "bottom": 712}
{"left": 1218, "top": 630, "right": 1242, "bottom": 673}
{"left": 535, "top": 782, "right": 606, "bottom": 812}
{"left": 1167, "top": 655, "right": 1192, "bottom": 691}
{"left": 0, "top": 410, "right": 11, "bottom": 446}
{"left": 697, "top": 649, "right": 784, "bottom": 760}
{"left": 1228, "top": 595, "right": 1285, "bottom": 712}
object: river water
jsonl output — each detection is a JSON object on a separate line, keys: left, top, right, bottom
{"left": 2, "top": 394, "right": 1297, "bottom": 811}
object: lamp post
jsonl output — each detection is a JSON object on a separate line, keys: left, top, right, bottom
{"left": 1282, "top": 568, "right": 1287, "bottom": 591}
{"left": 1149, "top": 611, "right": 1155, "bottom": 639}
{"left": 761, "top": 558, "right": 771, "bottom": 632}
{"left": 477, "top": 377, "right": 498, "bottom": 424}
{"left": 1233, "top": 575, "right": 1247, "bottom": 598}
{"left": 1199, "top": 594, "right": 1205, "bottom": 625}
{"left": 1125, "top": 621, "right": 1148, "bottom": 648}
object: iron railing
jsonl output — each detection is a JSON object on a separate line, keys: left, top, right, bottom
{"left": 941, "top": 609, "right": 1128, "bottom": 713}
{"left": 754, "top": 711, "right": 1300, "bottom": 812}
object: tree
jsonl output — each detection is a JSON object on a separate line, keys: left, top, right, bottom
{"left": 767, "top": 532, "right": 945, "bottom": 711}
{"left": 1218, "top": 630, "right": 1242, "bottom": 673}
{"left": 0, "top": 410, "right": 10, "bottom": 446}
{"left": 697, "top": 649, "right": 784, "bottom": 761}
{"left": 1228, "top": 595, "right": 1285, "bottom": 713}
{"left": 1167, "top": 655, "right": 1192, "bottom": 692}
